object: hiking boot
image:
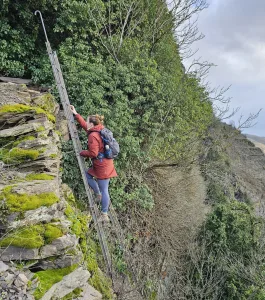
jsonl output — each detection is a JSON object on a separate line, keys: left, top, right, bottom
{"left": 94, "top": 193, "right": 102, "bottom": 203}
{"left": 98, "top": 212, "right": 110, "bottom": 223}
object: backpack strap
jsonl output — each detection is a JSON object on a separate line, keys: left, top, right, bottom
{"left": 87, "top": 130, "right": 105, "bottom": 160}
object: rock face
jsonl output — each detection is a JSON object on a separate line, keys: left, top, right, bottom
{"left": 41, "top": 267, "right": 90, "bottom": 300}
{"left": 0, "top": 82, "right": 103, "bottom": 299}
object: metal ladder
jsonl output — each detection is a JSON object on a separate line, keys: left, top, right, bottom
{"left": 34, "top": 10, "right": 112, "bottom": 274}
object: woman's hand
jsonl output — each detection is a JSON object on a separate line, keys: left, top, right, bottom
{"left": 70, "top": 105, "right": 77, "bottom": 115}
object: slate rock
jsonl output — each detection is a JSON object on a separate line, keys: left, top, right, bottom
{"left": 0, "top": 247, "right": 39, "bottom": 261}
{"left": 0, "top": 261, "right": 9, "bottom": 273}
{"left": 41, "top": 267, "right": 90, "bottom": 300}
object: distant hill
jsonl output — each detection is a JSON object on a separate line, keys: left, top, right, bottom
{"left": 246, "top": 134, "right": 265, "bottom": 154}
{"left": 246, "top": 134, "right": 265, "bottom": 145}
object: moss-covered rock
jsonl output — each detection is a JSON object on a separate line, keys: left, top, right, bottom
{"left": 0, "top": 223, "right": 64, "bottom": 249}
{"left": 12, "top": 135, "right": 36, "bottom": 147}
{"left": 0, "top": 186, "right": 59, "bottom": 212}
{"left": 2, "top": 147, "right": 39, "bottom": 164}
{"left": 33, "top": 264, "right": 78, "bottom": 300}
{"left": 62, "top": 189, "right": 112, "bottom": 299}
{"left": 32, "top": 93, "right": 57, "bottom": 114}
{"left": 0, "top": 104, "right": 55, "bottom": 122}
{"left": 25, "top": 173, "right": 55, "bottom": 181}
{"left": 0, "top": 225, "right": 45, "bottom": 248}
{"left": 43, "top": 224, "right": 64, "bottom": 244}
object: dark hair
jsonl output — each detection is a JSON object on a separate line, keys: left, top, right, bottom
{"left": 87, "top": 114, "right": 104, "bottom": 125}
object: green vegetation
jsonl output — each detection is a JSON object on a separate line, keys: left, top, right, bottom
{"left": 0, "top": 186, "right": 59, "bottom": 211}
{"left": 33, "top": 265, "right": 78, "bottom": 300}
{"left": 25, "top": 173, "right": 55, "bottom": 181}
{"left": 0, "top": 104, "right": 55, "bottom": 122}
{"left": 0, "top": 136, "right": 36, "bottom": 163}
{"left": 0, "top": 0, "right": 213, "bottom": 209}
{"left": 181, "top": 123, "right": 265, "bottom": 299}
{"left": 2, "top": 147, "right": 39, "bottom": 164}
{"left": 86, "top": 236, "right": 113, "bottom": 299}
{"left": 0, "top": 223, "right": 63, "bottom": 249}
{"left": 32, "top": 93, "right": 56, "bottom": 114}
{"left": 12, "top": 135, "right": 36, "bottom": 147}
{"left": 64, "top": 199, "right": 112, "bottom": 299}
{"left": 36, "top": 125, "right": 45, "bottom": 132}
{"left": 43, "top": 224, "right": 64, "bottom": 244}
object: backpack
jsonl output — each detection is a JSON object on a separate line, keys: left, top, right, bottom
{"left": 90, "top": 128, "right": 120, "bottom": 159}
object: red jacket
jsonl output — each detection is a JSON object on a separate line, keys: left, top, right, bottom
{"left": 75, "top": 114, "right": 118, "bottom": 179}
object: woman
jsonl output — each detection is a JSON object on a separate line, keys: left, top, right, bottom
{"left": 70, "top": 105, "right": 117, "bottom": 222}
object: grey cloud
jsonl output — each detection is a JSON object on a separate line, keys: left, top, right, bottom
{"left": 186, "top": 0, "right": 265, "bottom": 136}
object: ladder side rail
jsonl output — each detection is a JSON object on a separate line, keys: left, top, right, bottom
{"left": 45, "top": 43, "right": 112, "bottom": 273}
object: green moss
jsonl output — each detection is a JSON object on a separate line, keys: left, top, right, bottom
{"left": 32, "top": 94, "right": 56, "bottom": 114}
{"left": 12, "top": 136, "right": 36, "bottom": 147}
{"left": 0, "top": 225, "right": 45, "bottom": 248}
{"left": 64, "top": 190, "right": 76, "bottom": 206}
{"left": 86, "top": 237, "right": 113, "bottom": 299}
{"left": 0, "top": 223, "right": 64, "bottom": 249}
{"left": 0, "top": 149, "right": 9, "bottom": 161}
{"left": 0, "top": 137, "right": 35, "bottom": 161}
{"left": 2, "top": 148, "right": 39, "bottom": 164}
{"left": 49, "top": 153, "right": 57, "bottom": 158}
{"left": 25, "top": 173, "right": 55, "bottom": 181}
{"left": 2, "top": 185, "right": 13, "bottom": 194}
{"left": 33, "top": 265, "right": 78, "bottom": 300}
{"left": 36, "top": 126, "right": 45, "bottom": 132}
{"left": 63, "top": 196, "right": 112, "bottom": 299}
{"left": 38, "top": 148, "right": 47, "bottom": 154}
{"left": 66, "top": 207, "right": 90, "bottom": 237}
{"left": 64, "top": 204, "right": 74, "bottom": 217}
{"left": 0, "top": 187, "right": 59, "bottom": 212}
{"left": 43, "top": 224, "right": 64, "bottom": 244}
{"left": 27, "top": 280, "right": 32, "bottom": 288}
{"left": 0, "top": 104, "right": 55, "bottom": 122}
{"left": 38, "top": 132, "right": 47, "bottom": 138}
{"left": 55, "top": 130, "right": 62, "bottom": 137}
{"left": 61, "top": 287, "right": 83, "bottom": 300}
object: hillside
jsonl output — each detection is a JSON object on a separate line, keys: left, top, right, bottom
{"left": 246, "top": 133, "right": 265, "bottom": 145}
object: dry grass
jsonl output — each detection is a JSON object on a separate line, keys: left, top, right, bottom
{"left": 114, "top": 163, "right": 209, "bottom": 299}
{"left": 147, "top": 164, "right": 208, "bottom": 255}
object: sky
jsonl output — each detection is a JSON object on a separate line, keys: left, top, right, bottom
{"left": 184, "top": 0, "right": 265, "bottom": 137}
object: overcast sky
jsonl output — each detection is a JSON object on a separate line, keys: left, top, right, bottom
{"left": 185, "top": 0, "right": 265, "bottom": 136}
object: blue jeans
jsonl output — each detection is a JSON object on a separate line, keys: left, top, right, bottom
{"left": 85, "top": 172, "right": 110, "bottom": 213}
